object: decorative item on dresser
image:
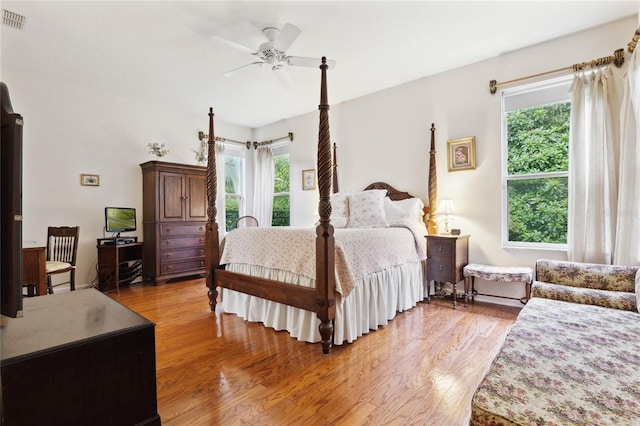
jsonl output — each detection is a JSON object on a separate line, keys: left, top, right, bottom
{"left": 140, "top": 161, "right": 207, "bottom": 285}
{"left": 426, "top": 234, "right": 469, "bottom": 309}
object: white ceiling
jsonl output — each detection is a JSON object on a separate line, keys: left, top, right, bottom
{"left": 1, "top": 1, "right": 637, "bottom": 128}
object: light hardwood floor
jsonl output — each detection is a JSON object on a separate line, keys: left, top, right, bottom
{"left": 109, "top": 279, "right": 520, "bottom": 425}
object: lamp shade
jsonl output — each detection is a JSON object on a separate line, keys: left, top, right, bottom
{"left": 437, "top": 199, "right": 456, "bottom": 215}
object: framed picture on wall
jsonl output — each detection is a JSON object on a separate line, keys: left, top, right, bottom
{"left": 80, "top": 174, "right": 100, "bottom": 186}
{"left": 447, "top": 137, "right": 476, "bottom": 172}
{"left": 302, "top": 169, "right": 316, "bottom": 191}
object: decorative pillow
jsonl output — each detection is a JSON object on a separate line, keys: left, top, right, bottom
{"left": 347, "top": 189, "right": 388, "bottom": 228}
{"left": 384, "top": 197, "right": 424, "bottom": 226}
{"left": 329, "top": 192, "right": 350, "bottom": 228}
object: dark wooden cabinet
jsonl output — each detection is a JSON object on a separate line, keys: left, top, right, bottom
{"left": 140, "top": 161, "right": 207, "bottom": 284}
{"left": 426, "top": 235, "right": 469, "bottom": 308}
{"left": 1, "top": 289, "right": 160, "bottom": 425}
{"left": 97, "top": 240, "right": 144, "bottom": 292}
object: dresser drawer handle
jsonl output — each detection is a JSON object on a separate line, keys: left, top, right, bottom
{"left": 200, "top": 261, "right": 205, "bottom": 267}
{"left": 167, "top": 265, "right": 172, "bottom": 271}
{"left": 167, "top": 254, "right": 172, "bottom": 258}
{"left": 438, "top": 246, "right": 443, "bottom": 252}
{"left": 199, "top": 226, "right": 204, "bottom": 232}
{"left": 439, "top": 265, "right": 443, "bottom": 271}
{"left": 200, "top": 249, "right": 205, "bottom": 255}
{"left": 165, "top": 228, "right": 171, "bottom": 233}
{"left": 165, "top": 241, "right": 172, "bottom": 246}
{"left": 199, "top": 238, "right": 204, "bottom": 243}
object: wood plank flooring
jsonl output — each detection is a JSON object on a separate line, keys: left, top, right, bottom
{"left": 109, "top": 279, "right": 520, "bottom": 425}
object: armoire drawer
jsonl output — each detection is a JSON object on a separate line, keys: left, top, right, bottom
{"left": 160, "top": 235, "right": 205, "bottom": 249}
{"left": 161, "top": 247, "right": 205, "bottom": 261}
{"left": 160, "top": 259, "right": 206, "bottom": 275}
{"left": 160, "top": 223, "right": 206, "bottom": 236}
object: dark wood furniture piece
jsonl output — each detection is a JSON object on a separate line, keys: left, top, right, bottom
{"left": 22, "top": 244, "right": 46, "bottom": 296}
{"left": 97, "top": 238, "right": 143, "bottom": 293}
{"left": 426, "top": 234, "right": 469, "bottom": 309}
{"left": 1, "top": 289, "right": 160, "bottom": 425}
{"left": 1, "top": 81, "right": 23, "bottom": 317}
{"left": 45, "top": 225, "right": 79, "bottom": 293}
{"left": 140, "top": 161, "right": 207, "bottom": 285}
{"left": 204, "top": 58, "right": 435, "bottom": 354}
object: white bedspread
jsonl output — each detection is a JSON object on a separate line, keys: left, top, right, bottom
{"left": 219, "top": 226, "right": 423, "bottom": 297}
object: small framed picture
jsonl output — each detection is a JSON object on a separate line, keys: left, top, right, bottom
{"left": 302, "top": 169, "right": 316, "bottom": 191}
{"left": 80, "top": 174, "right": 100, "bottom": 186}
{"left": 447, "top": 137, "right": 476, "bottom": 172}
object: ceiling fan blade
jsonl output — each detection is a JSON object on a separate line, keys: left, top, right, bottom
{"left": 273, "top": 67, "right": 294, "bottom": 89}
{"left": 286, "top": 56, "right": 336, "bottom": 69}
{"left": 273, "top": 23, "right": 301, "bottom": 52}
{"left": 212, "top": 35, "right": 256, "bottom": 55}
{"left": 223, "top": 61, "right": 264, "bottom": 77}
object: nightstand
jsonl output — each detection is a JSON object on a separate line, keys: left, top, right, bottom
{"left": 426, "top": 235, "right": 469, "bottom": 309}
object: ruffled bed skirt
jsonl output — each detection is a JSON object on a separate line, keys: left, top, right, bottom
{"left": 220, "top": 261, "right": 427, "bottom": 345}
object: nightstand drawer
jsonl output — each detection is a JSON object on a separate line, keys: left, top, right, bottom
{"left": 427, "top": 239, "right": 454, "bottom": 257}
{"left": 427, "top": 257, "right": 454, "bottom": 282}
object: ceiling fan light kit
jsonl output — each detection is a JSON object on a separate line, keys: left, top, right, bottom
{"left": 215, "top": 23, "right": 335, "bottom": 86}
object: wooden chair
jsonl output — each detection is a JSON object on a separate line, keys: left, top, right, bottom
{"left": 235, "top": 215, "right": 259, "bottom": 229}
{"left": 45, "top": 226, "right": 79, "bottom": 293}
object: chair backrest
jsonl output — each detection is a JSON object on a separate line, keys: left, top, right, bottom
{"left": 46, "top": 226, "right": 79, "bottom": 266}
{"left": 235, "top": 216, "right": 259, "bottom": 229}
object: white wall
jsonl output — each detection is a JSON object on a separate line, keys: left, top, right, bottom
{"left": 2, "top": 68, "right": 251, "bottom": 287}
{"left": 255, "top": 16, "right": 637, "bottom": 306}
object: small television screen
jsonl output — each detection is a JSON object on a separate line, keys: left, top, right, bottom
{"left": 105, "top": 207, "right": 137, "bottom": 235}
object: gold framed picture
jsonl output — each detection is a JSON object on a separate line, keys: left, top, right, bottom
{"left": 80, "top": 174, "right": 100, "bottom": 186}
{"left": 302, "top": 169, "right": 316, "bottom": 191}
{"left": 447, "top": 137, "right": 476, "bottom": 172}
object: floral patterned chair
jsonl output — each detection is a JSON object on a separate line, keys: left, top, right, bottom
{"left": 471, "top": 259, "right": 640, "bottom": 426}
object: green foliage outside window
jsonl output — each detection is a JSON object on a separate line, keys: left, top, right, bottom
{"left": 506, "top": 102, "right": 570, "bottom": 244}
{"left": 272, "top": 154, "right": 290, "bottom": 226}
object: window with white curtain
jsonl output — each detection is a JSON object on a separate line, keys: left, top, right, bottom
{"left": 502, "top": 76, "right": 572, "bottom": 248}
{"left": 272, "top": 144, "right": 290, "bottom": 226}
{"left": 224, "top": 148, "right": 244, "bottom": 231}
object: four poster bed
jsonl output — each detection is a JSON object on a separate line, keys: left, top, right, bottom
{"left": 204, "top": 58, "right": 433, "bottom": 354}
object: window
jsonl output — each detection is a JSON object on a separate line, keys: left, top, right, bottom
{"left": 502, "top": 77, "right": 571, "bottom": 248}
{"left": 272, "top": 152, "right": 290, "bottom": 226}
{"left": 225, "top": 154, "right": 244, "bottom": 231}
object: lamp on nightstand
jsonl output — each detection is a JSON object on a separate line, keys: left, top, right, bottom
{"left": 437, "top": 198, "right": 456, "bottom": 234}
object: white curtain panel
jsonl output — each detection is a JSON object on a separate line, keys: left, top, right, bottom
{"left": 568, "top": 68, "right": 620, "bottom": 263}
{"left": 215, "top": 142, "right": 226, "bottom": 239}
{"left": 614, "top": 49, "right": 640, "bottom": 266}
{"left": 252, "top": 146, "right": 274, "bottom": 227}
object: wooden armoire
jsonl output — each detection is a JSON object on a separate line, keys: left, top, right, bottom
{"left": 140, "top": 161, "right": 208, "bottom": 285}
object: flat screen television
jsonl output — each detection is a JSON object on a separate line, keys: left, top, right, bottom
{"left": 105, "top": 207, "right": 137, "bottom": 237}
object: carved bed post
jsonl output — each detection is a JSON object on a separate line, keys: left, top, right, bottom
{"left": 206, "top": 107, "right": 220, "bottom": 311}
{"left": 315, "top": 57, "right": 336, "bottom": 354}
{"left": 426, "top": 123, "right": 438, "bottom": 234}
{"left": 332, "top": 143, "right": 339, "bottom": 194}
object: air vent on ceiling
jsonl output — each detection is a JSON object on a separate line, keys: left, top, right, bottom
{"left": 2, "top": 9, "right": 26, "bottom": 30}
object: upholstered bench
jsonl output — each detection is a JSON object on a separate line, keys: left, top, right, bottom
{"left": 463, "top": 264, "right": 533, "bottom": 306}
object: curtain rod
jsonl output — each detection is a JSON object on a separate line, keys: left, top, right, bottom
{"left": 198, "top": 131, "right": 293, "bottom": 149}
{"left": 629, "top": 27, "right": 640, "bottom": 54}
{"left": 489, "top": 48, "right": 625, "bottom": 94}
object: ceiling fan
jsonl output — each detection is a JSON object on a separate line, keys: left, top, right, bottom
{"left": 213, "top": 23, "right": 336, "bottom": 87}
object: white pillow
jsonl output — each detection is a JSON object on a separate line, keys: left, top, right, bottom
{"left": 329, "top": 192, "right": 350, "bottom": 228}
{"left": 384, "top": 197, "right": 424, "bottom": 226}
{"left": 347, "top": 189, "right": 388, "bottom": 228}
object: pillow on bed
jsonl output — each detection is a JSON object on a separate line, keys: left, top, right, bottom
{"left": 330, "top": 192, "right": 350, "bottom": 228}
{"left": 384, "top": 197, "right": 425, "bottom": 226}
{"left": 347, "top": 189, "right": 388, "bottom": 228}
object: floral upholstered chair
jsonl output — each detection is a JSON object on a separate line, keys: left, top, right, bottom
{"left": 532, "top": 259, "right": 639, "bottom": 312}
